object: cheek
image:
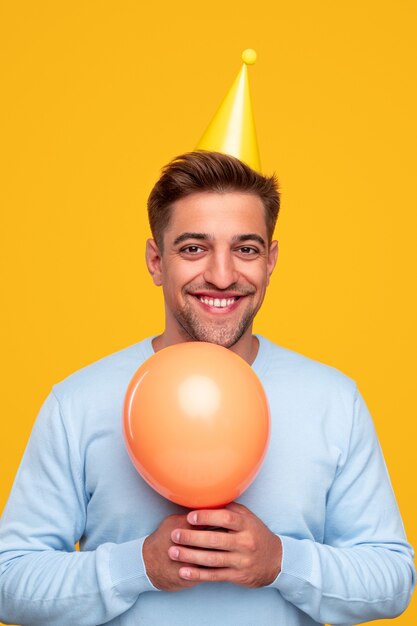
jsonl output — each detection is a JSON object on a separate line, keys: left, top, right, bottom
{"left": 168, "top": 263, "right": 205, "bottom": 286}
{"left": 242, "top": 265, "right": 268, "bottom": 287}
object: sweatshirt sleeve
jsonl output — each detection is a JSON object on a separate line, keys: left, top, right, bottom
{"left": 271, "top": 388, "right": 416, "bottom": 625}
{"left": 0, "top": 392, "right": 158, "bottom": 626}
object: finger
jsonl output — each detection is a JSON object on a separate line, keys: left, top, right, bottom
{"left": 168, "top": 545, "right": 236, "bottom": 568}
{"left": 171, "top": 528, "right": 234, "bottom": 550}
{"left": 187, "top": 508, "right": 243, "bottom": 531}
{"left": 226, "top": 502, "right": 249, "bottom": 514}
{"left": 178, "top": 566, "right": 239, "bottom": 584}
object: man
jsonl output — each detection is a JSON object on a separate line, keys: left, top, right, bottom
{"left": 0, "top": 151, "right": 415, "bottom": 626}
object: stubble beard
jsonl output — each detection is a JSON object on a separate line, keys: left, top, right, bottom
{"left": 173, "top": 298, "right": 256, "bottom": 348}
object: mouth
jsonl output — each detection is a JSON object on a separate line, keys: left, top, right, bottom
{"left": 197, "top": 296, "right": 239, "bottom": 308}
{"left": 189, "top": 293, "right": 243, "bottom": 313}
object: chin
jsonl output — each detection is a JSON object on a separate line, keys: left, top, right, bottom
{"left": 190, "top": 327, "right": 247, "bottom": 349}
{"left": 175, "top": 308, "right": 253, "bottom": 349}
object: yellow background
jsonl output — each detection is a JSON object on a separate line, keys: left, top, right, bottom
{"left": 0, "top": 1, "right": 416, "bottom": 624}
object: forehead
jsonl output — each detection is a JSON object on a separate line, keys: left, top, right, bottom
{"left": 164, "top": 191, "right": 268, "bottom": 241}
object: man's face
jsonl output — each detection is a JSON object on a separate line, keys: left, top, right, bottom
{"left": 146, "top": 191, "right": 278, "bottom": 350}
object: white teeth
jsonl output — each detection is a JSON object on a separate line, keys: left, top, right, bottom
{"left": 199, "top": 297, "right": 236, "bottom": 308}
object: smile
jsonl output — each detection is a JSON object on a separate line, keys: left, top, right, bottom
{"left": 198, "top": 296, "right": 238, "bottom": 308}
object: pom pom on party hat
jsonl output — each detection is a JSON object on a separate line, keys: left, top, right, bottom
{"left": 196, "top": 49, "right": 261, "bottom": 172}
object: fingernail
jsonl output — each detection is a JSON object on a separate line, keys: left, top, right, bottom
{"left": 180, "top": 567, "right": 191, "bottom": 579}
{"left": 170, "top": 547, "right": 179, "bottom": 559}
{"left": 188, "top": 512, "right": 198, "bottom": 524}
{"left": 172, "top": 530, "right": 180, "bottom": 542}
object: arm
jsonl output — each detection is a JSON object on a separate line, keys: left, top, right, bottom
{"left": 0, "top": 393, "right": 158, "bottom": 626}
{"left": 164, "top": 389, "right": 415, "bottom": 624}
{"left": 273, "top": 388, "right": 415, "bottom": 624}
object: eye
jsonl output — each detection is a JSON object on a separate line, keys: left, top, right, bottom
{"left": 237, "top": 246, "right": 258, "bottom": 255}
{"left": 180, "top": 245, "right": 205, "bottom": 255}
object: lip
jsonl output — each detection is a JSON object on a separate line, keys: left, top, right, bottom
{"left": 192, "top": 291, "right": 243, "bottom": 299}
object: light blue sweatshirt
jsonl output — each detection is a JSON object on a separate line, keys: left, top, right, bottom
{"left": 0, "top": 336, "right": 414, "bottom": 626}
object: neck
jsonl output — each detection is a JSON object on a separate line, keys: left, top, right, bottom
{"left": 151, "top": 332, "right": 259, "bottom": 365}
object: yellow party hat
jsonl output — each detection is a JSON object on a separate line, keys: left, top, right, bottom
{"left": 196, "top": 49, "right": 261, "bottom": 172}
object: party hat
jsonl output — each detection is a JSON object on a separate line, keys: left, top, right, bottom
{"left": 196, "top": 49, "right": 261, "bottom": 172}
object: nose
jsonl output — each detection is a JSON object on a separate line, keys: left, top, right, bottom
{"left": 203, "top": 250, "right": 239, "bottom": 289}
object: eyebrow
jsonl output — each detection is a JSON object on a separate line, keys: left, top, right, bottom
{"left": 173, "top": 232, "right": 266, "bottom": 247}
{"left": 173, "top": 232, "right": 210, "bottom": 245}
{"left": 233, "top": 233, "right": 266, "bottom": 247}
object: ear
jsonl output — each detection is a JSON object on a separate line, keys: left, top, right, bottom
{"left": 266, "top": 240, "right": 279, "bottom": 285}
{"left": 146, "top": 238, "right": 163, "bottom": 286}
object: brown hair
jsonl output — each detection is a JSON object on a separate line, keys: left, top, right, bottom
{"left": 147, "top": 151, "right": 280, "bottom": 248}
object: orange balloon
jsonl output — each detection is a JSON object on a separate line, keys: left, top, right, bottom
{"left": 123, "top": 342, "right": 270, "bottom": 509}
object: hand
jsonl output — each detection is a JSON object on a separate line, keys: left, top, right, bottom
{"left": 143, "top": 514, "right": 203, "bottom": 591}
{"left": 168, "top": 502, "right": 282, "bottom": 587}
